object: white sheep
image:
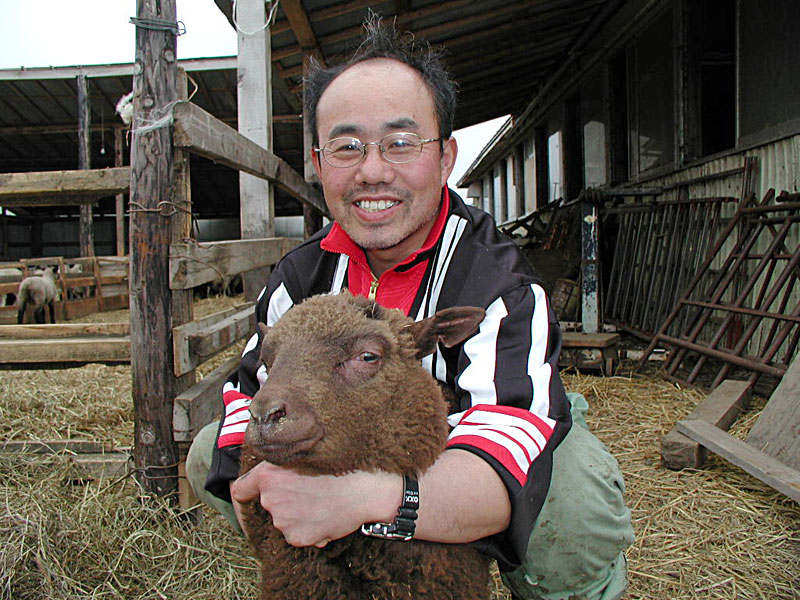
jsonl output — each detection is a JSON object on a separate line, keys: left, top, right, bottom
{"left": 17, "top": 268, "right": 59, "bottom": 324}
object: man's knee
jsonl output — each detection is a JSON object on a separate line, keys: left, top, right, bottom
{"left": 504, "top": 421, "right": 634, "bottom": 600}
{"left": 186, "top": 421, "right": 219, "bottom": 496}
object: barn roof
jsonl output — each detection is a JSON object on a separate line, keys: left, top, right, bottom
{"left": 0, "top": 0, "right": 611, "bottom": 221}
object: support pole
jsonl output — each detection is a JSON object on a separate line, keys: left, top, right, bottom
{"left": 302, "top": 54, "right": 323, "bottom": 239}
{"left": 77, "top": 75, "right": 95, "bottom": 257}
{"left": 129, "top": 0, "right": 180, "bottom": 500}
{"left": 114, "top": 127, "right": 126, "bottom": 256}
{"left": 581, "top": 191, "right": 600, "bottom": 333}
{"left": 237, "top": 0, "right": 274, "bottom": 300}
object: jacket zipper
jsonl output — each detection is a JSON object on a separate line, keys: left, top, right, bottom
{"left": 368, "top": 276, "right": 379, "bottom": 300}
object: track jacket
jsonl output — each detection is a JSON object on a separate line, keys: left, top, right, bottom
{"left": 205, "top": 187, "right": 572, "bottom": 570}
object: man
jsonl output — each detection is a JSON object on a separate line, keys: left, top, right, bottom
{"left": 187, "top": 15, "right": 633, "bottom": 600}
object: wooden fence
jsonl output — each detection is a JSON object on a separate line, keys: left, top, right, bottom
{"left": 0, "top": 255, "right": 129, "bottom": 324}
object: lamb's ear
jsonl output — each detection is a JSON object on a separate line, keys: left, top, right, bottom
{"left": 257, "top": 322, "right": 270, "bottom": 337}
{"left": 407, "top": 307, "right": 486, "bottom": 359}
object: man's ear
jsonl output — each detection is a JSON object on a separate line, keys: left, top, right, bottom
{"left": 311, "top": 146, "right": 323, "bottom": 179}
{"left": 439, "top": 136, "right": 458, "bottom": 187}
{"left": 406, "top": 306, "right": 485, "bottom": 359}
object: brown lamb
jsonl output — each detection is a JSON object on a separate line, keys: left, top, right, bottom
{"left": 239, "top": 291, "right": 491, "bottom": 600}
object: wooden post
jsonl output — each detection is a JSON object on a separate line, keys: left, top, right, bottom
{"left": 1, "top": 208, "right": 7, "bottom": 258}
{"left": 77, "top": 75, "right": 95, "bottom": 257}
{"left": 173, "top": 69, "right": 198, "bottom": 512}
{"left": 237, "top": 0, "right": 274, "bottom": 300}
{"left": 534, "top": 126, "right": 548, "bottom": 209}
{"left": 129, "top": 0, "right": 180, "bottom": 500}
{"left": 302, "top": 55, "right": 323, "bottom": 239}
{"left": 114, "top": 127, "right": 126, "bottom": 256}
{"left": 581, "top": 191, "right": 600, "bottom": 334}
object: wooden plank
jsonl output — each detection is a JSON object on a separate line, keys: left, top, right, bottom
{"left": 62, "top": 296, "right": 101, "bottom": 320}
{"left": 0, "top": 336, "right": 130, "bottom": 363}
{"left": 188, "top": 308, "right": 255, "bottom": 363}
{"left": 69, "top": 453, "right": 131, "bottom": 480}
{"left": 747, "top": 355, "right": 800, "bottom": 470}
{"left": 173, "top": 355, "right": 239, "bottom": 442}
{"left": 0, "top": 440, "right": 128, "bottom": 454}
{"left": 661, "top": 379, "right": 752, "bottom": 469}
{"left": 172, "top": 102, "right": 328, "bottom": 215}
{"left": 169, "top": 237, "right": 300, "bottom": 290}
{"left": 173, "top": 306, "right": 254, "bottom": 376}
{"left": 561, "top": 332, "right": 620, "bottom": 348}
{"left": 0, "top": 167, "right": 130, "bottom": 203}
{"left": 0, "top": 322, "right": 129, "bottom": 339}
{"left": 676, "top": 419, "right": 800, "bottom": 503}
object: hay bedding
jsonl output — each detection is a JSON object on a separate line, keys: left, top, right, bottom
{"left": 1, "top": 300, "right": 797, "bottom": 599}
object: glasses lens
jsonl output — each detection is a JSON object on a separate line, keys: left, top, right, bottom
{"left": 323, "top": 138, "right": 364, "bottom": 167}
{"left": 382, "top": 133, "right": 422, "bottom": 163}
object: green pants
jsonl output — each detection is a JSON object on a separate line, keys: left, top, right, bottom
{"left": 186, "top": 393, "right": 634, "bottom": 600}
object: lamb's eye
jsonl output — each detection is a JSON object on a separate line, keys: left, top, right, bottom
{"left": 358, "top": 351, "right": 380, "bottom": 363}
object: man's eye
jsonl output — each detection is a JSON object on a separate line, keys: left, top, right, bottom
{"left": 387, "top": 139, "right": 413, "bottom": 150}
{"left": 331, "top": 140, "right": 362, "bottom": 153}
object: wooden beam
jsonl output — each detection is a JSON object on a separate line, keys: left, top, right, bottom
{"left": 661, "top": 379, "right": 752, "bottom": 469}
{"left": 169, "top": 237, "right": 300, "bottom": 290}
{"left": 174, "top": 356, "right": 238, "bottom": 442}
{"left": 0, "top": 440, "right": 126, "bottom": 454}
{"left": 0, "top": 322, "right": 129, "bottom": 339}
{"left": 0, "top": 167, "right": 130, "bottom": 203}
{"left": 0, "top": 336, "right": 130, "bottom": 364}
{"left": 676, "top": 419, "right": 800, "bottom": 503}
{"left": 172, "top": 102, "right": 328, "bottom": 215}
{"left": 281, "top": 0, "right": 325, "bottom": 64}
{"left": 746, "top": 355, "right": 800, "bottom": 470}
{"left": 172, "top": 305, "right": 254, "bottom": 376}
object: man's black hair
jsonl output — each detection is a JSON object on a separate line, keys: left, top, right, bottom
{"left": 304, "top": 12, "right": 457, "bottom": 147}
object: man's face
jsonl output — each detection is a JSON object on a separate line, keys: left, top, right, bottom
{"left": 312, "top": 59, "right": 457, "bottom": 265}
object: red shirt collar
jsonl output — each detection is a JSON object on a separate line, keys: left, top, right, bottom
{"left": 320, "top": 187, "right": 451, "bottom": 270}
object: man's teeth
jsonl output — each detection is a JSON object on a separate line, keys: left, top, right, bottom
{"left": 356, "top": 199, "right": 397, "bottom": 212}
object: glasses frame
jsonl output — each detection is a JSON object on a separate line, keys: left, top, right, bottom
{"left": 313, "top": 132, "right": 441, "bottom": 168}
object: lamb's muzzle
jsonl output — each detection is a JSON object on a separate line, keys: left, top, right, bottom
{"left": 245, "top": 394, "right": 324, "bottom": 464}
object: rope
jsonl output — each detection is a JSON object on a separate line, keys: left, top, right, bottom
{"left": 232, "top": 0, "right": 281, "bottom": 36}
{"left": 129, "top": 16, "right": 186, "bottom": 36}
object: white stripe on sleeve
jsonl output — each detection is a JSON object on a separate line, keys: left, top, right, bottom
{"left": 457, "top": 296, "right": 508, "bottom": 406}
{"left": 528, "top": 283, "right": 553, "bottom": 417}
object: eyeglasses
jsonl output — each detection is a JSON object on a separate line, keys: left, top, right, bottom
{"left": 314, "top": 132, "right": 441, "bottom": 168}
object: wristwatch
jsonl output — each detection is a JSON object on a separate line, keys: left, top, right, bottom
{"left": 360, "top": 474, "right": 419, "bottom": 541}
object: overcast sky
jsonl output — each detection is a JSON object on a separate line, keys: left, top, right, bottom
{"left": 0, "top": 0, "right": 506, "bottom": 194}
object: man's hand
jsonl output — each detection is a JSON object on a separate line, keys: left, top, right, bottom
{"left": 231, "top": 462, "right": 402, "bottom": 547}
{"left": 231, "top": 449, "right": 510, "bottom": 548}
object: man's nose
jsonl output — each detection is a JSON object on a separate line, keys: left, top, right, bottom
{"left": 354, "top": 144, "right": 394, "bottom": 184}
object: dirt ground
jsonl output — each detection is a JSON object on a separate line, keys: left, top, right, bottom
{"left": 0, "top": 296, "right": 797, "bottom": 599}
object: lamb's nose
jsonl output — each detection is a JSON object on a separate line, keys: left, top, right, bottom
{"left": 253, "top": 401, "right": 287, "bottom": 426}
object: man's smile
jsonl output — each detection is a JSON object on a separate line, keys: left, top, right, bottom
{"left": 354, "top": 198, "right": 399, "bottom": 212}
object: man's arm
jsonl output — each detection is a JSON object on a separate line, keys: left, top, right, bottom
{"left": 231, "top": 447, "right": 510, "bottom": 547}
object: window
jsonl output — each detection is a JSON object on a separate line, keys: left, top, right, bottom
{"left": 629, "top": 9, "right": 674, "bottom": 174}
